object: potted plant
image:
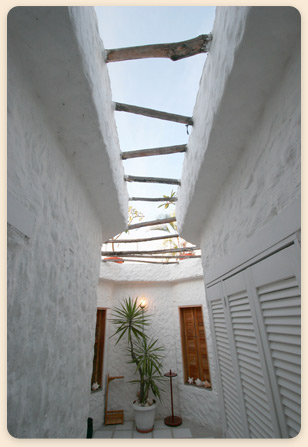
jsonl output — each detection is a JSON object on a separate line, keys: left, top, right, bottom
{"left": 110, "top": 297, "right": 165, "bottom": 433}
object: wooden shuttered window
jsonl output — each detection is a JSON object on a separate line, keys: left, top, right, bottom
{"left": 180, "top": 306, "right": 211, "bottom": 385}
{"left": 91, "top": 309, "right": 106, "bottom": 389}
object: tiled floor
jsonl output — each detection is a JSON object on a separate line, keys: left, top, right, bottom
{"left": 93, "top": 418, "right": 222, "bottom": 439}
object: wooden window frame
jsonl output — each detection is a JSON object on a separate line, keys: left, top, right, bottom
{"left": 91, "top": 308, "right": 107, "bottom": 390}
{"left": 179, "top": 305, "right": 211, "bottom": 388}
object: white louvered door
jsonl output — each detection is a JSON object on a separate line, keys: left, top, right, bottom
{"left": 206, "top": 240, "right": 301, "bottom": 438}
{"left": 248, "top": 244, "right": 301, "bottom": 438}
{"left": 223, "top": 272, "right": 280, "bottom": 437}
{"left": 207, "top": 282, "right": 248, "bottom": 438}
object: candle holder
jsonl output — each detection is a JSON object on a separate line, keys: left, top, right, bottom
{"left": 164, "top": 369, "right": 182, "bottom": 427}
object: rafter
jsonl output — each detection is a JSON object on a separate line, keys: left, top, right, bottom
{"left": 121, "top": 144, "right": 187, "bottom": 160}
{"left": 105, "top": 34, "right": 212, "bottom": 63}
{"left": 115, "top": 102, "right": 193, "bottom": 126}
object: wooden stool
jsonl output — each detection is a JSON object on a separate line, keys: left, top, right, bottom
{"left": 104, "top": 375, "right": 124, "bottom": 425}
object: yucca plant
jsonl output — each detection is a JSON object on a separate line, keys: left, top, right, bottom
{"left": 110, "top": 297, "right": 165, "bottom": 406}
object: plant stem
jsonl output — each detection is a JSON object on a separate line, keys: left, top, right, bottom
{"left": 129, "top": 329, "right": 146, "bottom": 404}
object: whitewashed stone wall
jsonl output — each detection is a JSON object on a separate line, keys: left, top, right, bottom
{"left": 90, "top": 261, "right": 221, "bottom": 434}
{"left": 7, "top": 52, "right": 101, "bottom": 437}
{"left": 176, "top": 7, "right": 251, "bottom": 241}
{"left": 177, "top": 7, "right": 300, "bottom": 247}
{"left": 200, "top": 31, "right": 300, "bottom": 271}
{"left": 7, "top": 7, "right": 127, "bottom": 438}
{"left": 176, "top": 7, "right": 300, "bottom": 439}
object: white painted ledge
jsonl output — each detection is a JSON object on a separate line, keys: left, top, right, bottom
{"left": 177, "top": 6, "right": 300, "bottom": 245}
{"left": 8, "top": 6, "right": 128, "bottom": 240}
{"left": 205, "top": 196, "right": 301, "bottom": 285}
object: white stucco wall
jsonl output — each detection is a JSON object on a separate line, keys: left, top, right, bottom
{"left": 199, "top": 39, "right": 300, "bottom": 273}
{"left": 177, "top": 7, "right": 300, "bottom": 247}
{"left": 7, "top": 51, "right": 101, "bottom": 438}
{"left": 175, "top": 7, "right": 300, "bottom": 438}
{"left": 7, "top": 7, "right": 127, "bottom": 438}
{"left": 90, "top": 261, "right": 221, "bottom": 435}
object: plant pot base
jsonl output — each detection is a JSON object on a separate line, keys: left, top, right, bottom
{"left": 164, "top": 415, "right": 182, "bottom": 427}
{"left": 133, "top": 401, "right": 156, "bottom": 433}
{"left": 136, "top": 426, "right": 154, "bottom": 433}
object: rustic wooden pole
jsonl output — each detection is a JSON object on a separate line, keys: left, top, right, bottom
{"left": 125, "top": 175, "right": 181, "bottom": 186}
{"left": 102, "top": 254, "right": 201, "bottom": 260}
{"left": 102, "top": 258, "right": 179, "bottom": 265}
{"left": 103, "top": 234, "right": 180, "bottom": 244}
{"left": 114, "top": 102, "right": 193, "bottom": 126}
{"left": 101, "top": 246, "right": 198, "bottom": 256}
{"left": 129, "top": 197, "right": 177, "bottom": 202}
{"left": 121, "top": 144, "right": 187, "bottom": 160}
{"left": 128, "top": 216, "right": 176, "bottom": 230}
{"left": 105, "top": 34, "right": 212, "bottom": 63}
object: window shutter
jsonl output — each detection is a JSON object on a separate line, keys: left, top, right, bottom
{"left": 182, "top": 307, "right": 200, "bottom": 380}
{"left": 91, "top": 309, "right": 106, "bottom": 387}
{"left": 180, "top": 307, "right": 210, "bottom": 384}
{"left": 194, "top": 307, "right": 210, "bottom": 381}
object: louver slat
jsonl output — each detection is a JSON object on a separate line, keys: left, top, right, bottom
{"left": 251, "top": 245, "right": 301, "bottom": 438}
{"left": 271, "top": 341, "right": 301, "bottom": 355}
{"left": 242, "top": 374, "right": 270, "bottom": 395}
{"left": 246, "top": 406, "right": 273, "bottom": 432}
{"left": 239, "top": 366, "right": 266, "bottom": 386}
{"left": 261, "top": 296, "right": 300, "bottom": 309}
{"left": 267, "top": 333, "right": 299, "bottom": 345}
{"left": 274, "top": 358, "right": 300, "bottom": 375}
{"left": 258, "top": 278, "right": 297, "bottom": 296}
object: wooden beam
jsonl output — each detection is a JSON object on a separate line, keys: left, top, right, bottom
{"left": 121, "top": 144, "right": 187, "bottom": 160}
{"left": 128, "top": 216, "right": 176, "bottom": 230}
{"left": 101, "top": 246, "right": 198, "bottom": 256}
{"left": 125, "top": 175, "right": 181, "bottom": 186}
{"left": 103, "top": 234, "right": 180, "bottom": 244}
{"left": 102, "top": 258, "right": 179, "bottom": 265}
{"left": 114, "top": 102, "right": 193, "bottom": 126}
{"left": 106, "top": 34, "right": 212, "bottom": 63}
{"left": 103, "top": 254, "right": 201, "bottom": 260}
{"left": 129, "top": 197, "right": 177, "bottom": 202}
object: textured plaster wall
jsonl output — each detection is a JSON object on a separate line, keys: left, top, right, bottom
{"left": 90, "top": 262, "right": 221, "bottom": 434}
{"left": 177, "top": 7, "right": 300, "bottom": 246}
{"left": 68, "top": 7, "right": 129, "bottom": 226}
{"left": 105, "top": 282, "right": 179, "bottom": 421}
{"left": 176, "top": 7, "right": 250, "bottom": 239}
{"left": 7, "top": 48, "right": 101, "bottom": 437}
{"left": 7, "top": 7, "right": 128, "bottom": 241}
{"left": 200, "top": 38, "right": 300, "bottom": 272}
{"left": 7, "top": 7, "right": 127, "bottom": 438}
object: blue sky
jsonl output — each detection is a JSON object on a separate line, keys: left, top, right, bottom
{"left": 95, "top": 6, "right": 216, "bottom": 222}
